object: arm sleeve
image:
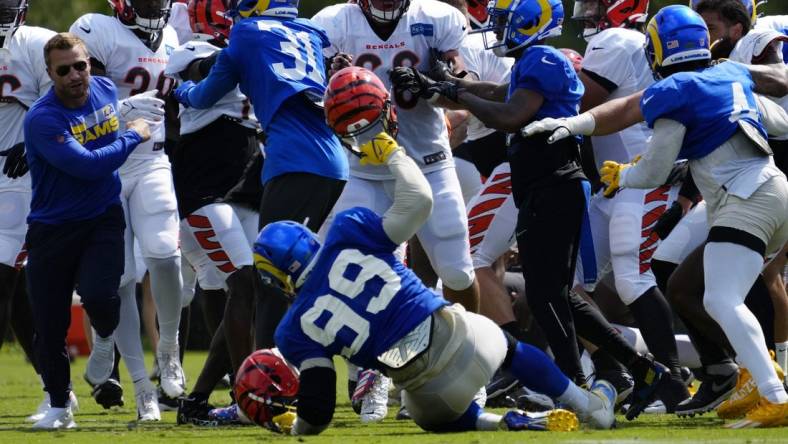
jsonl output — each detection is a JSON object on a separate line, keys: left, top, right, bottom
{"left": 619, "top": 119, "right": 686, "bottom": 189}
{"left": 29, "top": 114, "right": 142, "bottom": 180}
{"left": 186, "top": 48, "right": 240, "bottom": 109}
{"left": 381, "top": 150, "right": 434, "bottom": 245}
{"left": 292, "top": 366, "right": 336, "bottom": 435}
{"left": 754, "top": 94, "right": 788, "bottom": 137}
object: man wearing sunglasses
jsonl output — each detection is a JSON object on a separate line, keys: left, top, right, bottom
{"left": 22, "top": 33, "right": 150, "bottom": 430}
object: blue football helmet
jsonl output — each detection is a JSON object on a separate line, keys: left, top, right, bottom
{"left": 228, "top": 0, "right": 298, "bottom": 20}
{"left": 645, "top": 5, "right": 711, "bottom": 79}
{"left": 689, "top": 0, "right": 760, "bottom": 26}
{"left": 253, "top": 221, "right": 320, "bottom": 297}
{"left": 481, "top": 0, "right": 565, "bottom": 57}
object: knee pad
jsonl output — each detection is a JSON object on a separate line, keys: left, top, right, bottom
{"left": 140, "top": 230, "right": 180, "bottom": 258}
{"left": 144, "top": 255, "right": 181, "bottom": 276}
{"left": 437, "top": 264, "right": 475, "bottom": 291}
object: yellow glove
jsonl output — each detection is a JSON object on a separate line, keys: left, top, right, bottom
{"left": 599, "top": 155, "right": 640, "bottom": 198}
{"left": 358, "top": 131, "right": 401, "bottom": 166}
{"left": 269, "top": 411, "right": 296, "bottom": 434}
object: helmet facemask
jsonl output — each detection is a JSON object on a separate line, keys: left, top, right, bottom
{"left": 360, "top": 0, "right": 410, "bottom": 24}
{"left": 0, "top": 0, "right": 27, "bottom": 43}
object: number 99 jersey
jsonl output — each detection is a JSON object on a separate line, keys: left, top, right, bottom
{"left": 312, "top": 1, "right": 466, "bottom": 180}
{"left": 70, "top": 14, "right": 178, "bottom": 159}
{"left": 275, "top": 207, "right": 448, "bottom": 371}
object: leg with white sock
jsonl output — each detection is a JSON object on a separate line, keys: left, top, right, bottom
{"left": 703, "top": 241, "right": 788, "bottom": 405}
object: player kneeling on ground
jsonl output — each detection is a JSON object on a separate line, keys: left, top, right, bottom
{"left": 250, "top": 67, "right": 616, "bottom": 435}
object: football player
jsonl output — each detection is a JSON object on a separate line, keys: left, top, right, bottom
{"left": 255, "top": 66, "right": 616, "bottom": 435}
{"left": 172, "top": 0, "right": 348, "bottom": 422}
{"left": 530, "top": 5, "right": 788, "bottom": 428}
{"left": 165, "top": 0, "right": 261, "bottom": 425}
{"left": 570, "top": 0, "right": 691, "bottom": 412}
{"left": 70, "top": 0, "right": 186, "bottom": 420}
{"left": 0, "top": 0, "right": 78, "bottom": 423}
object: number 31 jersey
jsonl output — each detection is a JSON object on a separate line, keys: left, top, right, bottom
{"left": 312, "top": 1, "right": 466, "bottom": 180}
{"left": 275, "top": 207, "right": 448, "bottom": 371}
{"left": 70, "top": 14, "right": 178, "bottom": 159}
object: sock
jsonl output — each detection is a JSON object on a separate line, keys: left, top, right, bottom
{"left": 144, "top": 256, "right": 183, "bottom": 351}
{"left": 113, "top": 280, "right": 149, "bottom": 383}
{"left": 556, "top": 382, "right": 591, "bottom": 414}
{"left": 475, "top": 411, "right": 502, "bottom": 431}
{"left": 508, "top": 341, "right": 570, "bottom": 397}
{"left": 703, "top": 243, "right": 787, "bottom": 404}
{"left": 628, "top": 287, "right": 682, "bottom": 379}
{"left": 775, "top": 341, "right": 787, "bottom": 378}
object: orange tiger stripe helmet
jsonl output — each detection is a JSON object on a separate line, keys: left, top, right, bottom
{"left": 324, "top": 66, "right": 398, "bottom": 141}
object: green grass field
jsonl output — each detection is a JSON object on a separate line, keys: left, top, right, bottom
{"left": 0, "top": 345, "right": 785, "bottom": 443}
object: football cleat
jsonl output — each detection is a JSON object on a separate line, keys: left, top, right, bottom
{"left": 582, "top": 380, "right": 617, "bottom": 429}
{"left": 596, "top": 368, "right": 635, "bottom": 410}
{"left": 157, "top": 386, "right": 179, "bottom": 412}
{"left": 157, "top": 347, "right": 186, "bottom": 398}
{"left": 725, "top": 397, "right": 788, "bottom": 429}
{"left": 135, "top": 382, "right": 161, "bottom": 422}
{"left": 27, "top": 391, "right": 79, "bottom": 423}
{"left": 31, "top": 406, "right": 76, "bottom": 430}
{"left": 395, "top": 405, "right": 411, "bottom": 421}
{"left": 675, "top": 371, "right": 737, "bottom": 418}
{"left": 355, "top": 370, "right": 390, "bottom": 423}
{"left": 626, "top": 357, "right": 671, "bottom": 421}
{"left": 500, "top": 409, "right": 579, "bottom": 432}
{"left": 208, "top": 404, "right": 253, "bottom": 426}
{"left": 89, "top": 378, "right": 124, "bottom": 409}
{"left": 485, "top": 369, "right": 519, "bottom": 403}
{"left": 718, "top": 360, "right": 785, "bottom": 419}
{"left": 473, "top": 386, "right": 487, "bottom": 409}
{"left": 84, "top": 335, "right": 115, "bottom": 386}
{"left": 177, "top": 395, "right": 215, "bottom": 426}
{"left": 515, "top": 387, "right": 555, "bottom": 412}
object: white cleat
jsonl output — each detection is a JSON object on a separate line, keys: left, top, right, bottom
{"left": 473, "top": 385, "right": 487, "bottom": 409}
{"left": 27, "top": 391, "right": 79, "bottom": 423}
{"left": 582, "top": 379, "right": 617, "bottom": 430}
{"left": 157, "top": 347, "right": 186, "bottom": 398}
{"left": 359, "top": 371, "right": 390, "bottom": 423}
{"left": 135, "top": 383, "right": 161, "bottom": 422}
{"left": 84, "top": 335, "right": 115, "bottom": 385}
{"left": 31, "top": 406, "right": 76, "bottom": 430}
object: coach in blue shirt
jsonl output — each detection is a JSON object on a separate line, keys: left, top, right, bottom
{"left": 23, "top": 33, "right": 148, "bottom": 429}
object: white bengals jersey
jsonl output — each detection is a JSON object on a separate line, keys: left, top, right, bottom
{"left": 0, "top": 25, "right": 55, "bottom": 190}
{"left": 165, "top": 41, "right": 258, "bottom": 135}
{"left": 70, "top": 14, "right": 178, "bottom": 159}
{"left": 460, "top": 31, "right": 512, "bottom": 142}
{"left": 312, "top": 0, "right": 466, "bottom": 179}
{"left": 582, "top": 28, "right": 653, "bottom": 170}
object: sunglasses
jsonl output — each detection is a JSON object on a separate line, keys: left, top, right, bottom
{"left": 54, "top": 60, "right": 88, "bottom": 77}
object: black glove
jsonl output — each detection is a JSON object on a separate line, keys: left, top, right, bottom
{"left": 0, "top": 142, "right": 28, "bottom": 179}
{"left": 389, "top": 66, "right": 434, "bottom": 98}
{"left": 425, "top": 81, "right": 460, "bottom": 103}
{"left": 653, "top": 201, "right": 683, "bottom": 240}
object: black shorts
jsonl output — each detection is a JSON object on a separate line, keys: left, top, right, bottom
{"left": 258, "top": 173, "right": 346, "bottom": 232}
{"left": 457, "top": 131, "right": 508, "bottom": 178}
{"left": 171, "top": 116, "right": 258, "bottom": 218}
{"left": 223, "top": 150, "right": 265, "bottom": 212}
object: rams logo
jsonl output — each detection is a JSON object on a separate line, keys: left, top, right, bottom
{"left": 70, "top": 105, "right": 120, "bottom": 144}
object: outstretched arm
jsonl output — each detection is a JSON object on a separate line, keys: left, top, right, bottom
{"left": 748, "top": 63, "right": 788, "bottom": 97}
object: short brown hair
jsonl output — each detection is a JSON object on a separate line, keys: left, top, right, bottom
{"left": 44, "top": 32, "right": 88, "bottom": 67}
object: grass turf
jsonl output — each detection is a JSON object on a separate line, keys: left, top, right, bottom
{"left": 0, "top": 346, "right": 785, "bottom": 443}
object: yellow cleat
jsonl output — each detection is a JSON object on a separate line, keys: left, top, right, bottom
{"left": 717, "top": 355, "right": 786, "bottom": 419}
{"left": 500, "top": 408, "right": 579, "bottom": 432}
{"left": 725, "top": 397, "right": 788, "bottom": 429}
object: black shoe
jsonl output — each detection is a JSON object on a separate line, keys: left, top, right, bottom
{"left": 158, "top": 386, "right": 179, "bottom": 412}
{"left": 90, "top": 378, "right": 124, "bottom": 409}
{"left": 485, "top": 369, "right": 519, "bottom": 403}
{"left": 514, "top": 387, "right": 555, "bottom": 412}
{"left": 396, "top": 405, "right": 411, "bottom": 421}
{"left": 658, "top": 377, "right": 692, "bottom": 413}
{"left": 177, "top": 395, "right": 215, "bottom": 426}
{"left": 674, "top": 371, "right": 737, "bottom": 418}
{"left": 597, "top": 369, "right": 634, "bottom": 411}
{"left": 626, "top": 356, "right": 671, "bottom": 421}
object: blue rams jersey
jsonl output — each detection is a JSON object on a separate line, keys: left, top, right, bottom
{"left": 275, "top": 207, "right": 449, "bottom": 371}
{"left": 640, "top": 61, "right": 767, "bottom": 160}
{"left": 508, "top": 45, "right": 584, "bottom": 122}
{"left": 190, "top": 16, "right": 348, "bottom": 184}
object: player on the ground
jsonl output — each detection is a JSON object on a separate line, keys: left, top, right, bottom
{"left": 253, "top": 66, "right": 616, "bottom": 435}
{"left": 171, "top": 0, "right": 348, "bottom": 423}
{"left": 165, "top": 0, "right": 260, "bottom": 425}
{"left": 70, "top": 0, "right": 186, "bottom": 420}
{"left": 570, "top": 0, "right": 691, "bottom": 412}
{"left": 0, "top": 0, "right": 78, "bottom": 423}
{"left": 311, "top": 0, "right": 479, "bottom": 421}
{"left": 539, "top": 5, "right": 788, "bottom": 427}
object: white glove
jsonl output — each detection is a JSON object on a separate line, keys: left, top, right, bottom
{"left": 521, "top": 113, "right": 596, "bottom": 144}
{"left": 119, "top": 89, "right": 165, "bottom": 122}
